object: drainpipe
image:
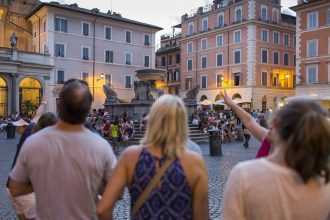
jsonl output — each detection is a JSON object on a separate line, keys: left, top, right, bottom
{"left": 92, "top": 15, "right": 98, "bottom": 101}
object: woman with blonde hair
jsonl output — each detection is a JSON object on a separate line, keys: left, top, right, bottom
{"left": 224, "top": 99, "right": 330, "bottom": 220}
{"left": 97, "top": 94, "right": 209, "bottom": 220}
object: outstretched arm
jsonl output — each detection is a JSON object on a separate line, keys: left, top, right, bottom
{"left": 31, "top": 97, "right": 47, "bottom": 123}
{"left": 220, "top": 91, "right": 268, "bottom": 142}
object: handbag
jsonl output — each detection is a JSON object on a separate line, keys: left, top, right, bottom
{"left": 132, "top": 158, "right": 175, "bottom": 216}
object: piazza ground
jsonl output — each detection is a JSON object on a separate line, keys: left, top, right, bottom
{"left": 0, "top": 132, "right": 259, "bottom": 220}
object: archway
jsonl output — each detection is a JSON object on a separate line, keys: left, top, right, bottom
{"left": 232, "top": 93, "right": 242, "bottom": 100}
{"left": 215, "top": 93, "right": 223, "bottom": 101}
{"left": 0, "top": 76, "right": 8, "bottom": 116}
{"left": 200, "top": 95, "right": 207, "bottom": 102}
{"left": 19, "top": 77, "right": 42, "bottom": 117}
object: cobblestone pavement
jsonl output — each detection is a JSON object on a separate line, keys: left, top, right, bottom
{"left": 0, "top": 132, "right": 259, "bottom": 220}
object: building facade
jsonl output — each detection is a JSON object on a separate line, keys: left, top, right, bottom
{"left": 0, "top": 0, "right": 53, "bottom": 117}
{"left": 292, "top": 0, "right": 330, "bottom": 108}
{"left": 180, "top": 0, "right": 296, "bottom": 110}
{"left": 155, "top": 33, "right": 181, "bottom": 95}
{"left": 28, "top": 2, "right": 162, "bottom": 111}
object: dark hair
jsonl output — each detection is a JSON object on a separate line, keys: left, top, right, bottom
{"left": 58, "top": 79, "right": 92, "bottom": 124}
{"left": 276, "top": 99, "right": 330, "bottom": 183}
{"left": 33, "top": 112, "right": 58, "bottom": 133}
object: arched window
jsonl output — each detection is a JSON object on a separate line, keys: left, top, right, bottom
{"left": 202, "top": 18, "right": 208, "bottom": 32}
{"left": 235, "top": 8, "right": 242, "bottom": 22}
{"left": 19, "top": 77, "right": 43, "bottom": 117}
{"left": 261, "top": 7, "right": 267, "bottom": 21}
{"left": 232, "top": 93, "right": 242, "bottom": 100}
{"left": 218, "top": 13, "right": 224, "bottom": 27}
{"left": 188, "top": 23, "right": 194, "bottom": 35}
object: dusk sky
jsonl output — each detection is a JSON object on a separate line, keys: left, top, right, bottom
{"left": 43, "top": 0, "right": 298, "bottom": 48}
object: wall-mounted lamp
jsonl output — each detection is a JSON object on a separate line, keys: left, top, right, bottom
{"left": 97, "top": 73, "right": 104, "bottom": 81}
{"left": 285, "top": 74, "right": 289, "bottom": 78}
{"left": 220, "top": 74, "right": 224, "bottom": 81}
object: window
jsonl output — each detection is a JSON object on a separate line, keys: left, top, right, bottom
{"left": 306, "top": 65, "right": 318, "bottom": 84}
{"left": 233, "top": 73, "right": 240, "bottom": 86}
{"left": 168, "top": 55, "right": 172, "bottom": 65}
{"left": 82, "top": 47, "right": 89, "bottom": 60}
{"left": 185, "top": 77, "right": 192, "bottom": 90}
{"left": 284, "top": 53, "right": 289, "bottom": 66}
{"left": 327, "top": 9, "right": 330, "bottom": 25}
{"left": 262, "top": 29, "right": 268, "bottom": 42}
{"left": 261, "top": 6, "right": 267, "bottom": 21}
{"left": 216, "top": 74, "right": 222, "bottom": 87}
{"left": 144, "top": 55, "right": 150, "bottom": 67}
{"left": 293, "top": 35, "right": 296, "bottom": 47}
{"left": 104, "top": 74, "right": 112, "bottom": 85}
{"left": 105, "top": 26, "right": 112, "bottom": 40}
{"left": 33, "top": 23, "right": 37, "bottom": 38}
{"left": 42, "top": 17, "right": 46, "bottom": 32}
{"left": 216, "top": 53, "right": 223, "bottom": 66}
{"left": 273, "top": 31, "right": 279, "bottom": 44}
{"left": 261, "top": 72, "right": 267, "bottom": 86}
{"left": 216, "top": 34, "right": 223, "bottom": 47}
{"left": 125, "top": 30, "right": 132, "bottom": 43}
{"left": 234, "top": 30, "right": 241, "bottom": 43}
{"left": 125, "top": 52, "right": 132, "bottom": 65}
{"left": 261, "top": 49, "right": 268, "bottom": 63}
{"left": 55, "top": 17, "right": 67, "bottom": 32}
{"left": 307, "top": 12, "right": 318, "bottom": 29}
{"left": 43, "top": 44, "right": 48, "bottom": 53}
{"left": 272, "top": 9, "right": 278, "bottom": 23}
{"left": 202, "top": 17, "right": 208, "bottom": 32}
{"left": 162, "top": 57, "right": 166, "bottom": 66}
{"left": 176, "top": 54, "right": 180, "bottom": 64}
{"left": 144, "top": 34, "right": 150, "bottom": 46}
{"left": 125, "top": 75, "right": 132, "bottom": 88}
{"left": 218, "top": 12, "right": 224, "bottom": 27}
{"left": 187, "top": 59, "right": 193, "bottom": 71}
{"left": 201, "top": 38, "right": 207, "bottom": 50}
{"left": 105, "top": 50, "right": 113, "bottom": 63}
{"left": 201, "top": 75, "right": 207, "bottom": 88}
{"left": 234, "top": 50, "right": 241, "bottom": 64}
{"left": 56, "top": 70, "right": 65, "bottom": 84}
{"left": 188, "top": 22, "right": 194, "bottom": 35}
{"left": 201, "top": 56, "right": 207, "bottom": 69}
{"left": 81, "top": 72, "right": 89, "bottom": 83}
{"left": 273, "top": 74, "right": 279, "bottom": 86}
{"left": 55, "top": 43, "right": 65, "bottom": 57}
{"left": 307, "top": 40, "right": 318, "bottom": 57}
{"left": 82, "top": 22, "right": 89, "bottom": 36}
{"left": 294, "top": 54, "right": 296, "bottom": 66}
{"left": 273, "top": 51, "right": 279, "bottom": 64}
{"left": 284, "top": 34, "right": 289, "bottom": 46}
{"left": 235, "top": 7, "right": 242, "bottom": 22}
{"left": 174, "top": 69, "right": 180, "bottom": 81}
{"left": 187, "top": 42, "right": 193, "bottom": 53}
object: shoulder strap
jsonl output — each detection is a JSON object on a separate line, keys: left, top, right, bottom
{"left": 132, "top": 158, "right": 175, "bottom": 216}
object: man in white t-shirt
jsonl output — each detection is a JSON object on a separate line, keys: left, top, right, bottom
{"left": 9, "top": 79, "right": 117, "bottom": 220}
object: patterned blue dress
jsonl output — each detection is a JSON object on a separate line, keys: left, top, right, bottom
{"left": 129, "top": 148, "right": 193, "bottom": 219}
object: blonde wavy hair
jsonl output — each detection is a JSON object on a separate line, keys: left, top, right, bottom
{"left": 141, "top": 94, "right": 188, "bottom": 158}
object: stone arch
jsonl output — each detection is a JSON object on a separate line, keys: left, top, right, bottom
{"left": 200, "top": 95, "right": 207, "bottom": 102}
{"left": 215, "top": 93, "right": 223, "bottom": 101}
{"left": 232, "top": 93, "right": 242, "bottom": 100}
{"left": 0, "top": 76, "right": 8, "bottom": 116}
{"left": 19, "top": 77, "right": 43, "bottom": 117}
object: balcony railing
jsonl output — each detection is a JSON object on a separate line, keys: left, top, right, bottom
{"left": 0, "top": 48, "right": 13, "bottom": 61}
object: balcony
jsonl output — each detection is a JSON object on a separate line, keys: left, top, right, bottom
{"left": 0, "top": 48, "right": 13, "bottom": 61}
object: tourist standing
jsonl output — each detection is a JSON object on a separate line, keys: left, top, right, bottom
{"left": 97, "top": 94, "right": 209, "bottom": 220}
{"left": 9, "top": 79, "right": 117, "bottom": 220}
{"left": 223, "top": 99, "right": 330, "bottom": 220}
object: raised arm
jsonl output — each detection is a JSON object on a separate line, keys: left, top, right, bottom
{"left": 31, "top": 97, "right": 47, "bottom": 123}
{"left": 221, "top": 91, "right": 268, "bottom": 142}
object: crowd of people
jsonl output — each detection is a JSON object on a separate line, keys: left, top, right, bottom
{"left": 3, "top": 78, "right": 330, "bottom": 220}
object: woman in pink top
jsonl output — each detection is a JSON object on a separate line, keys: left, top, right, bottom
{"left": 223, "top": 98, "right": 330, "bottom": 220}
{"left": 221, "top": 91, "right": 270, "bottom": 157}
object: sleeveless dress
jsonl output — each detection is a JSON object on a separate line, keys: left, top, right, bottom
{"left": 129, "top": 148, "right": 193, "bottom": 220}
